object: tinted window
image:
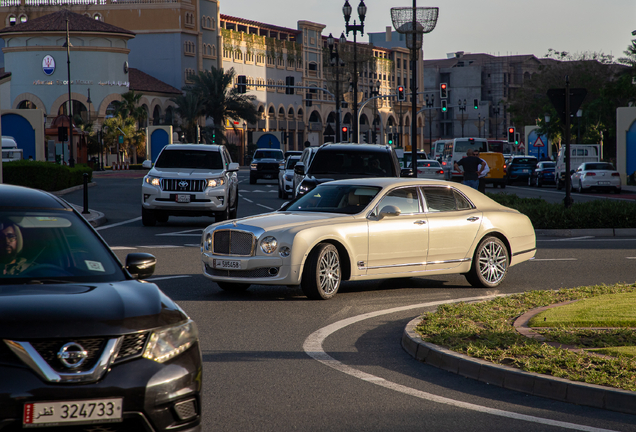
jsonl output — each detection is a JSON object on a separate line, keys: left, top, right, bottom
{"left": 286, "top": 157, "right": 300, "bottom": 169}
{"left": 417, "top": 160, "right": 441, "bottom": 168}
{"left": 377, "top": 187, "right": 420, "bottom": 214}
{"left": 254, "top": 150, "right": 284, "bottom": 160}
{"left": 511, "top": 158, "right": 537, "bottom": 165}
{"left": 155, "top": 149, "right": 223, "bottom": 169}
{"left": 586, "top": 163, "right": 614, "bottom": 170}
{"left": 422, "top": 187, "right": 472, "bottom": 212}
{"left": 282, "top": 185, "right": 380, "bottom": 214}
{"left": 540, "top": 162, "right": 556, "bottom": 168}
{"left": 454, "top": 140, "right": 487, "bottom": 153}
{"left": 309, "top": 150, "right": 394, "bottom": 176}
{"left": 0, "top": 211, "right": 124, "bottom": 283}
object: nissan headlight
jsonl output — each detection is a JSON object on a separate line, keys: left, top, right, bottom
{"left": 207, "top": 177, "right": 225, "bottom": 188}
{"left": 260, "top": 236, "right": 278, "bottom": 254}
{"left": 143, "top": 320, "right": 198, "bottom": 363}
{"left": 145, "top": 175, "right": 161, "bottom": 186}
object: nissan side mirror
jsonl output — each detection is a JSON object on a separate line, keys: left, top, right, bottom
{"left": 125, "top": 253, "right": 157, "bottom": 279}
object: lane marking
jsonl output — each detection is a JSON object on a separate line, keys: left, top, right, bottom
{"left": 627, "top": 257, "right": 636, "bottom": 260}
{"left": 156, "top": 229, "right": 203, "bottom": 237}
{"left": 138, "top": 245, "right": 183, "bottom": 249}
{"left": 242, "top": 198, "right": 254, "bottom": 203}
{"left": 144, "top": 275, "right": 191, "bottom": 281}
{"left": 303, "top": 296, "right": 616, "bottom": 432}
{"left": 96, "top": 216, "right": 142, "bottom": 231}
{"left": 110, "top": 246, "right": 137, "bottom": 250}
{"left": 531, "top": 258, "right": 577, "bottom": 261}
{"left": 257, "top": 203, "right": 274, "bottom": 210}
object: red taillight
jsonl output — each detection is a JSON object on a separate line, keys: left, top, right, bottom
{"left": 417, "top": 170, "right": 422, "bottom": 174}
{"left": 586, "top": 172, "right": 596, "bottom": 176}
{"left": 436, "top": 170, "right": 444, "bottom": 174}
{"left": 612, "top": 172, "right": 620, "bottom": 177}
{"left": 503, "top": 164, "right": 507, "bottom": 169}
{"left": 442, "top": 161, "right": 447, "bottom": 166}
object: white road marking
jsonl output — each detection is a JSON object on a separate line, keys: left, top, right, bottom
{"left": 303, "top": 296, "right": 617, "bottom": 432}
{"left": 257, "top": 204, "right": 274, "bottom": 210}
{"left": 143, "top": 275, "right": 192, "bottom": 281}
{"left": 138, "top": 245, "right": 183, "bottom": 249}
{"left": 531, "top": 258, "right": 577, "bottom": 261}
{"left": 239, "top": 189, "right": 277, "bottom": 193}
{"left": 156, "top": 229, "right": 203, "bottom": 237}
{"left": 627, "top": 257, "right": 636, "bottom": 260}
{"left": 242, "top": 198, "right": 253, "bottom": 203}
{"left": 96, "top": 216, "right": 142, "bottom": 231}
{"left": 110, "top": 246, "right": 137, "bottom": 250}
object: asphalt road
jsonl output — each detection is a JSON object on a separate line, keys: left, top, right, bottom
{"left": 60, "top": 172, "right": 636, "bottom": 431}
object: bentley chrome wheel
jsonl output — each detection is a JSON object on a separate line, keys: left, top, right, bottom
{"left": 466, "top": 236, "right": 509, "bottom": 288}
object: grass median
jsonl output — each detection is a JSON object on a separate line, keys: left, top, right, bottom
{"left": 414, "top": 283, "right": 636, "bottom": 391}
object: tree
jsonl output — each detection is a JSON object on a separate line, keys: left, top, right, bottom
{"left": 170, "top": 91, "right": 204, "bottom": 143}
{"left": 187, "top": 67, "right": 258, "bottom": 144}
{"left": 102, "top": 115, "right": 144, "bottom": 164}
{"left": 114, "top": 90, "right": 148, "bottom": 129}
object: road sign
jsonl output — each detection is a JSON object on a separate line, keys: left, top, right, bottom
{"left": 533, "top": 136, "right": 545, "bottom": 147}
{"left": 547, "top": 88, "right": 587, "bottom": 123}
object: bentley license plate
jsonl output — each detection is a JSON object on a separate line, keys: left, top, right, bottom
{"left": 24, "top": 398, "right": 122, "bottom": 427}
{"left": 213, "top": 259, "right": 241, "bottom": 269}
{"left": 176, "top": 194, "right": 190, "bottom": 203}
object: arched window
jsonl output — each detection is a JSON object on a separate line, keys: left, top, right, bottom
{"left": 278, "top": 107, "right": 285, "bottom": 117}
{"left": 8, "top": 15, "right": 16, "bottom": 26}
{"left": 211, "top": 45, "right": 217, "bottom": 57}
{"left": 288, "top": 107, "right": 294, "bottom": 118}
{"left": 18, "top": 100, "right": 37, "bottom": 109}
{"left": 268, "top": 106, "right": 275, "bottom": 117}
{"left": 93, "top": 13, "right": 102, "bottom": 21}
{"left": 165, "top": 107, "right": 174, "bottom": 125}
{"left": 18, "top": 14, "right": 27, "bottom": 23}
{"left": 153, "top": 106, "right": 162, "bottom": 125}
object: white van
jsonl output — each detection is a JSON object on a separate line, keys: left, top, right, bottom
{"left": 555, "top": 144, "right": 600, "bottom": 189}
{"left": 2, "top": 136, "right": 23, "bottom": 162}
{"left": 441, "top": 137, "right": 489, "bottom": 180}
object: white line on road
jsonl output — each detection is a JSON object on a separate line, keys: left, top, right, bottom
{"left": 627, "top": 257, "right": 636, "bottom": 260}
{"left": 110, "top": 246, "right": 137, "bottom": 250}
{"left": 156, "top": 229, "right": 203, "bottom": 237}
{"left": 257, "top": 203, "right": 274, "bottom": 210}
{"left": 242, "top": 198, "right": 253, "bottom": 203}
{"left": 96, "top": 217, "right": 142, "bottom": 231}
{"left": 138, "top": 245, "right": 183, "bottom": 249}
{"left": 303, "top": 296, "right": 617, "bottom": 432}
{"left": 144, "top": 275, "right": 192, "bottom": 281}
{"left": 531, "top": 258, "right": 578, "bottom": 261}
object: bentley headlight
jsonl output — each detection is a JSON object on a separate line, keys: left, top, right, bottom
{"left": 143, "top": 320, "right": 198, "bottom": 363}
{"left": 207, "top": 177, "right": 225, "bottom": 188}
{"left": 260, "top": 236, "right": 278, "bottom": 254}
{"left": 144, "top": 175, "right": 160, "bottom": 186}
{"left": 204, "top": 233, "right": 212, "bottom": 251}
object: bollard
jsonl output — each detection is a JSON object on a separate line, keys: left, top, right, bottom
{"left": 82, "top": 173, "right": 90, "bottom": 214}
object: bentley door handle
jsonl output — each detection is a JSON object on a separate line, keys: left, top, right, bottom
{"left": 467, "top": 217, "right": 480, "bottom": 222}
{"left": 414, "top": 220, "right": 427, "bottom": 225}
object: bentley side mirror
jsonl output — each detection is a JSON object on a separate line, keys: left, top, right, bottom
{"left": 125, "top": 253, "right": 157, "bottom": 279}
{"left": 378, "top": 205, "right": 401, "bottom": 220}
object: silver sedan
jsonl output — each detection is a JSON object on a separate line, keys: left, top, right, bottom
{"left": 200, "top": 178, "right": 536, "bottom": 300}
{"left": 571, "top": 162, "right": 621, "bottom": 194}
{"left": 415, "top": 159, "right": 445, "bottom": 180}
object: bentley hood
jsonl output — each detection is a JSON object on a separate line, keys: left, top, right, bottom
{"left": 215, "top": 212, "right": 356, "bottom": 234}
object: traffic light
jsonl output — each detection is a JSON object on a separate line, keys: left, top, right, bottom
{"left": 441, "top": 100, "right": 447, "bottom": 112}
{"left": 387, "top": 133, "right": 393, "bottom": 145}
{"left": 515, "top": 132, "right": 520, "bottom": 145}
{"left": 508, "top": 127, "right": 515, "bottom": 143}
{"left": 285, "top": 76, "right": 294, "bottom": 95}
{"left": 57, "top": 126, "right": 68, "bottom": 142}
{"left": 341, "top": 126, "right": 348, "bottom": 142}
{"left": 237, "top": 75, "right": 247, "bottom": 94}
{"left": 473, "top": 99, "right": 479, "bottom": 109}
{"left": 440, "top": 83, "right": 448, "bottom": 99}
{"left": 397, "top": 86, "right": 405, "bottom": 101}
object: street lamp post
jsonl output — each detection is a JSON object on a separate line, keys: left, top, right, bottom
{"left": 458, "top": 99, "right": 466, "bottom": 137}
{"left": 370, "top": 80, "right": 381, "bottom": 143}
{"left": 343, "top": 0, "right": 366, "bottom": 143}
{"left": 327, "top": 33, "right": 346, "bottom": 143}
{"left": 425, "top": 94, "right": 434, "bottom": 152}
{"left": 65, "top": 17, "right": 74, "bottom": 167}
{"left": 545, "top": 114, "right": 551, "bottom": 156}
{"left": 478, "top": 113, "right": 482, "bottom": 138}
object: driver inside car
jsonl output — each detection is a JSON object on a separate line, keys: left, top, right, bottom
{"left": 0, "top": 218, "right": 29, "bottom": 276}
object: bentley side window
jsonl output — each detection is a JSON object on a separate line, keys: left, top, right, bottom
{"left": 422, "top": 187, "right": 474, "bottom": 212}
{"left": 376, "top": 187, "right": 420, "bottom": 215}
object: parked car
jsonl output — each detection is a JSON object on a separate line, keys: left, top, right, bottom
{"left": 200, "top": 178, "right": 536, "bottom": 300}
{"left": 505, "top": 156, "right": 538, "bottom": 185}
{"left": 250, "top": 148, "right": 285, "bottom": 184}
{"left": 278, "top": 155, "right": 300, "bottom": 199}
{"left": 571, "top": 162, "right": 621, "bottom": 194}
{"left": 555, "top": 144, "right": 600, "bottom": 189}
{"left": 141, "top": 144, "right": 239, "bottom": 226}
{"left": 294, "top": 143, "right": 400, "bottom": 198}
{"left": 414, "top": 159, "right": 445, "bottom": 180}
{"left": 292, "top": 146, "right": 320, "bottom": 198}
{"left": 528, "top": 161, "right": 556, "bottom": 187}
{"left": 0, "top": 184, "right": 202, "bottom": 431}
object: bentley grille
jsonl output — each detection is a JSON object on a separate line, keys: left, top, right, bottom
{"left": 161, "top": 178, "right": 206, "bottom": 192}
{"left": 213, "top": 230, "right": 254, "bottom": 256}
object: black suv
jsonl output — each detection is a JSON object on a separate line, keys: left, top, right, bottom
{"left": 294, "top": 143, "right": 400, "bottom": 197}
{"left": 249, "top": 148, "right": 285, "bottom": 184}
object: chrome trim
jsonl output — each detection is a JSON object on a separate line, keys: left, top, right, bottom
{"left": 513, "top": 247, "right": 536, "bottom": 257}
{"left": 467, "top": 216, "right": 480, "bottom": 222}
{"left": 5, "top": 337, "right": 123, "bottom": 383}
{"left": 361, "top": 257, "right": 471, "bottom": 270}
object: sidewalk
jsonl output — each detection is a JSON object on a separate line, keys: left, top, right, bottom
{"left": 51, "top": 183, "right": 107, "bottom": 228}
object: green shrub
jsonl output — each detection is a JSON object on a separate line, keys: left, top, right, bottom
{"left": 487, "top": 193, "right": 636, "bottom": 229}
{"left": 2, "top": 161, "right": 92, "bottom": 192}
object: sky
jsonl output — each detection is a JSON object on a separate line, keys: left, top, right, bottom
{"left": 221, "top": 0, "right": 636, "bottom": 61}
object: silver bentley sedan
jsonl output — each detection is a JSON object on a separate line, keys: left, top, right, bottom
{"left": 200, "top": 178, "right": 536, "bottom": 300}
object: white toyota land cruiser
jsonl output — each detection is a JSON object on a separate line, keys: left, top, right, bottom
{"left": 141, "top": 144, "right": 239, "bottom": 226}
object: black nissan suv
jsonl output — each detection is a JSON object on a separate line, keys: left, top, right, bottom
{"left": 249, "top": 148, "right": 285, "bottom": 184}
{"left": 294, "top": 143, "right": 400, "bottom": 197}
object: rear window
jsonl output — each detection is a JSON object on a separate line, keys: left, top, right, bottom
{"left": 286, "top": 157, "right": 300, "bottom": 169}
{"left": 254, "top": 150, "right": 284, "bottom": 160}
{"left": 309, "top": 150, "right": 394, "bottom": 177}
{"left": 512, "top": 158, "right": 537, "bottom": 165}
{"left": 155, "top": 149, "right": 223, "bottom": 169}
{"left": 585, "top": 163, "right": 614, "bottom": 170}
{"left": 417, "top": 160, "right": 441, "bottom": 168}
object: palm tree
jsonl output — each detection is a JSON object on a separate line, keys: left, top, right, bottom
{"left": 114, "top": 90, "right": 148, "bottom": 129}
{"left": 170, "top": 90, "right": 204, "bottom": 143}
{"left": 187, "top": 67, "right": 258, "bottom": 143}
{"left": 102, "top": 115, "right": 143, "bottom": 164}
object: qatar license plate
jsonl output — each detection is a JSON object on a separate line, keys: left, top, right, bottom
{"left": 263, "top": 174, "right": 273, "bottom": 179}
{"left": 522, "top": 169, "right": 529, "bottom": 173}
{"left": 23, "top": 398, "right": 122, "bottom": 427}
{"left": 213, "top": 259, "right": 241, "bottom": 269}
{"left": 598, "top": 181, "right": 610, "bottom": 185}
{"left": 176, "top": 194, "right": 190, "bottom": 203}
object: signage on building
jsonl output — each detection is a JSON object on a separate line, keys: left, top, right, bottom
{"left": 42, "top": 55, "right": 56, "bottom": 75}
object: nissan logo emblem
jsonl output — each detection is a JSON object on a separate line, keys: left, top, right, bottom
{"left": 57, "top": 342, "right": 88, "bottom": 369}
{"left": 178, "top": 180, "right": 189, "bottom": 188}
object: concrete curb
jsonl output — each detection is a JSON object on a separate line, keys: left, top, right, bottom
{"left": 51, "top": 182, "right": 97, "bottom": 196}
{"left": 535, "top": 228, "right": 636, "bottom": 237}
{"left": 402, "top": 317, "right": 636, "bottom": 415}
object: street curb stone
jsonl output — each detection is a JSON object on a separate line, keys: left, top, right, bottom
{"left": 402, "top": 317, "right": 636, "bottom": 415}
